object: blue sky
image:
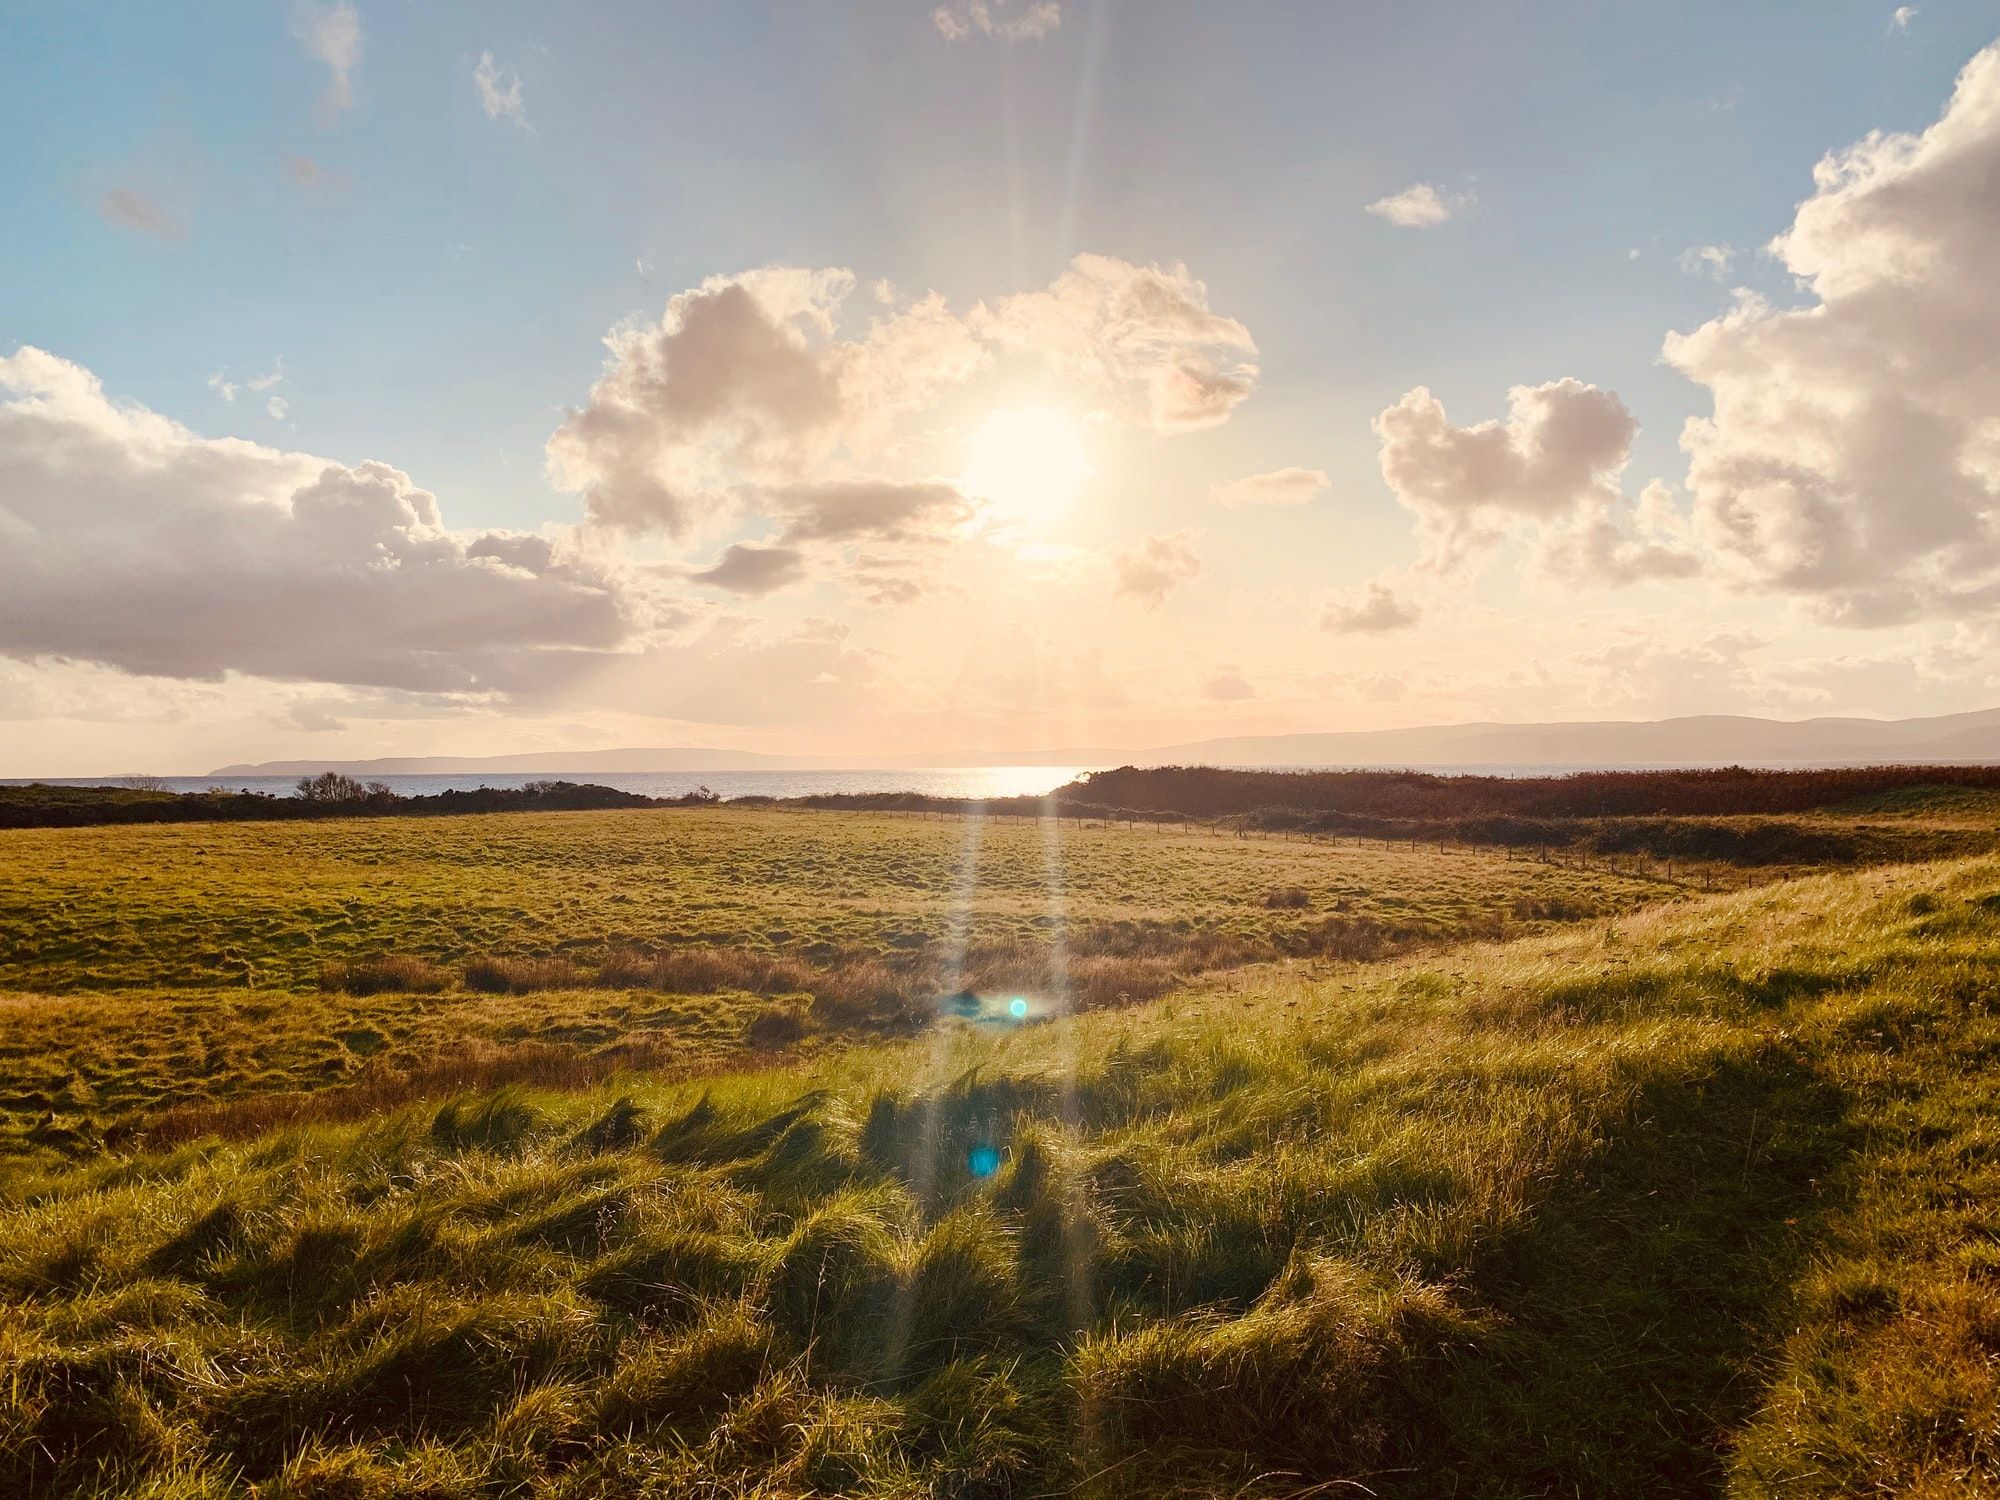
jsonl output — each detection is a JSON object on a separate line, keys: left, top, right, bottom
{"left": 5, "top": 2, "right": 2000, "bottom": 771}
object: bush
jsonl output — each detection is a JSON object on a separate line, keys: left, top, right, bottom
{"left": 318, "top": 955, "right": 451, "bottom": 995}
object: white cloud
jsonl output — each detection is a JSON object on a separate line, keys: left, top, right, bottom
{"left": 211, "top": 360, "right": 285, "bottom": 405}
{"left": 548, "top": 255, "right": 1257, "bottom": 551}
{"left": 1321, "top": 580, "right": 1420, "bottom": 634}
{"left": 473, "top": 51, "right": 530, "bottom": 130}
{"left": 1210, "top": 466, "right": 1329, "bottom": 508}
{"left": 933, "top": 1, "right": 1061, "bottom": 42}
{"left": 266, "top": 395, "right": 289, "bottom": 421}
{"left": 1664, "top": 37, "right": 2000, "bottom": 624}
{"left": 1112, "top": 529, "right": 1203, "bottom": 605}
{"left": 1364, "top": 182, "right": 1466, "bottom": 228}
{"left": 978, "top": 253, "right": 1260, "bottom": 432}
{"left": 1677, "top": 243, "right": 1735, "bottom": 278}
{"left": 1890, "top": 6, "right": 1918, "bottom": 33}
{"left": 293, "top": 2, "right": 362, "bottom": 125}
{"left": 1374, "top": 378, "right": 1650, "bottom": 571}
{"left": 0, "top": 347, "right": 653, "bottom": 695}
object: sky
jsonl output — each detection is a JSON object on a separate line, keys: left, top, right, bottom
{"left": 5, "top": 0, "right": 2000, "bottom": 774}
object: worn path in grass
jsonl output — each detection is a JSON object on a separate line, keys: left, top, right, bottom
{"left": 3, "top": 858, "right": 1996, "bottom": 1495}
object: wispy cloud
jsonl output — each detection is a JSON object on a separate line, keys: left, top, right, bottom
{"left": 1211, "top": 467, "right": 1329, "bottom": 508}
{"left": 97, "top": 185, "right": 185, "bottom": 242}
{"left": 473, "top": 51, "right": 531, "bottom": 130}
{"left": 209, "top": 360, "right": 286, "bottom": 405}
{"left": 933, "top": 0, "right": 1061, "bottom": 43}
{"left": 293, "top": 2, "right": 362, "bottom": 125}
{"left": 1322, "top": 581, "right": 1420, "bottom": 634}
{"left": 1889, "top": 6, "right": 1918, "bottom": 33}
{"left": 1677, "top": 243, "right": 1734, "bottom": 278}
{"left": 1112, "top": 530, "right": 1204, "bottom": 606}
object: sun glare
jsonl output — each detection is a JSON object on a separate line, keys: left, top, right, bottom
{"left": 960, "top": 407, "right": 1089, "bottom": 527}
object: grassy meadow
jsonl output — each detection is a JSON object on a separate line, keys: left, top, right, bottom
{"left": 0, "top": 807, "right": 1655, "bottom": 992}
{"left": 0, "top": 808, "right": 1661, "bottom": 1162}
{"left": 2, "top": 797, "right": 1996, "bottom": 1495}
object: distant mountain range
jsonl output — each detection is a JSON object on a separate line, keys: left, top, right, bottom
{"left": 207, "top": 748, "right": 816, "bottom": 776}
{"left": 1142, "top": 707, "right": 2000, "bottom": 769}
{"left": 210, "top": 707, "right": 2000, "bottom": 777}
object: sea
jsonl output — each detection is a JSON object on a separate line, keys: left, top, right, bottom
{"left": 3, "top": 767, "right": 1106, "bottom": 801}
{"left": 2, "top": 762, "right": 1774, "bottom": 802}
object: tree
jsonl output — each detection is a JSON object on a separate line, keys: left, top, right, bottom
{"left": 296, "top": 771, "right": 369, "bottom": 803}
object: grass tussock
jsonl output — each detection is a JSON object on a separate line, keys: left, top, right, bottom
{"left": 462, "top": 955, "right": 587, "bottom": 994}
{"left": 318, "top": 953, "right": 450, "bottom": 995}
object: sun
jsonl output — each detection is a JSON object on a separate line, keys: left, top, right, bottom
{"left": 959, "top": 407, "right": 1090, "bottom": 527}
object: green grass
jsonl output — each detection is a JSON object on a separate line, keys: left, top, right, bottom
{"left": 0, "top": 809, "right": 1664, "bottom": 1165}
{"left": 0, "top": 807, "right": 1657, "bottom": 993}
{"left": 3, "top": 853, "right": 1998, "bottom": 1495}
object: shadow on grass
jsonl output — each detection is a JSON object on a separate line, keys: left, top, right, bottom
{"left": 1383, "top": 1040, "right": 1856, "bottom": 1499}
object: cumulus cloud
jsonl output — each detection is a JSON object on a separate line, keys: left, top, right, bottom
{"left": 1664, "top": 37, "right": 2000, "bottom": 624}
{"left": 0, "top": 347, "right": 652, "bottom": 695}
{"left": 547, "top": 269, "right": 856, "bottom": 538}
{"left": 691, "top": 543, "right": 808, "bottom": 596}
{"left": 1364, "top": 183, "right": 1465, "bottom": 227}
{"left": 473, "top": 51, "right": 530, "bottom": 129}
{"left": 1210, "top": 466, "right": 1329, "bottom": 508}
{"left": 1321, "top": 581, "right": 1420, "bottom": 634}
{"left": 97, "top": 186, "right": 185, "bottom": 242}
{"left": 933, "top": 1, "right": 1061, "bottom": 42}
{"left": 548, "top": 256, "right": 1255, "bottom": 565}
{"left": 1890, "top": 6, "right": 1918, "bottom": 33}
{"left": 979, "top": 253, "right": 1259, "bottom": 432}
{"left": 293, "top": 2, "right": 362, "bottom": 125}
{"left": 1374, "top": 378, "right": 1644, "bottom": 567}
{"left": 1112, "top": 529, "right": 1203, "bottom": 605}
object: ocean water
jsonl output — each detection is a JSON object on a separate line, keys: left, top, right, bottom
{"left": 5, "top": 767, "right": 1106, "bottom": 801}
{"left": 3, "top": 761, "right": 1798, "bottom": 803}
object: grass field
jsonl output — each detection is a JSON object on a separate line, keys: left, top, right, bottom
{"left": 3, "top": 800, "right": 1996, "bottom": 1495}
{"left": 0, "top": 807, "right": 1658, "bottom": 992}
{"left": 0, "top": 808, "right": 1666, "bottom": 1163}
{"left": 2, "top": 846, "right": 1997, "bottom": 1495}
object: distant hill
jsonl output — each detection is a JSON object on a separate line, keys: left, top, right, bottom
{"left": 207, "top": 747, "right": 820, "bottom": 776}
{"left": 1137, "top": 707, "right": 2000, "bottom": 768}
{"left": 209, "top": 708, "right": 2000, "bottom": 778}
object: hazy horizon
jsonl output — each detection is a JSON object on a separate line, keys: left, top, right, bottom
{"left": 9, "top": 699, "right": 2000, "bottom": 781}
{"left": 8, "top": 3, "right": 2000, "bottom": 775}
